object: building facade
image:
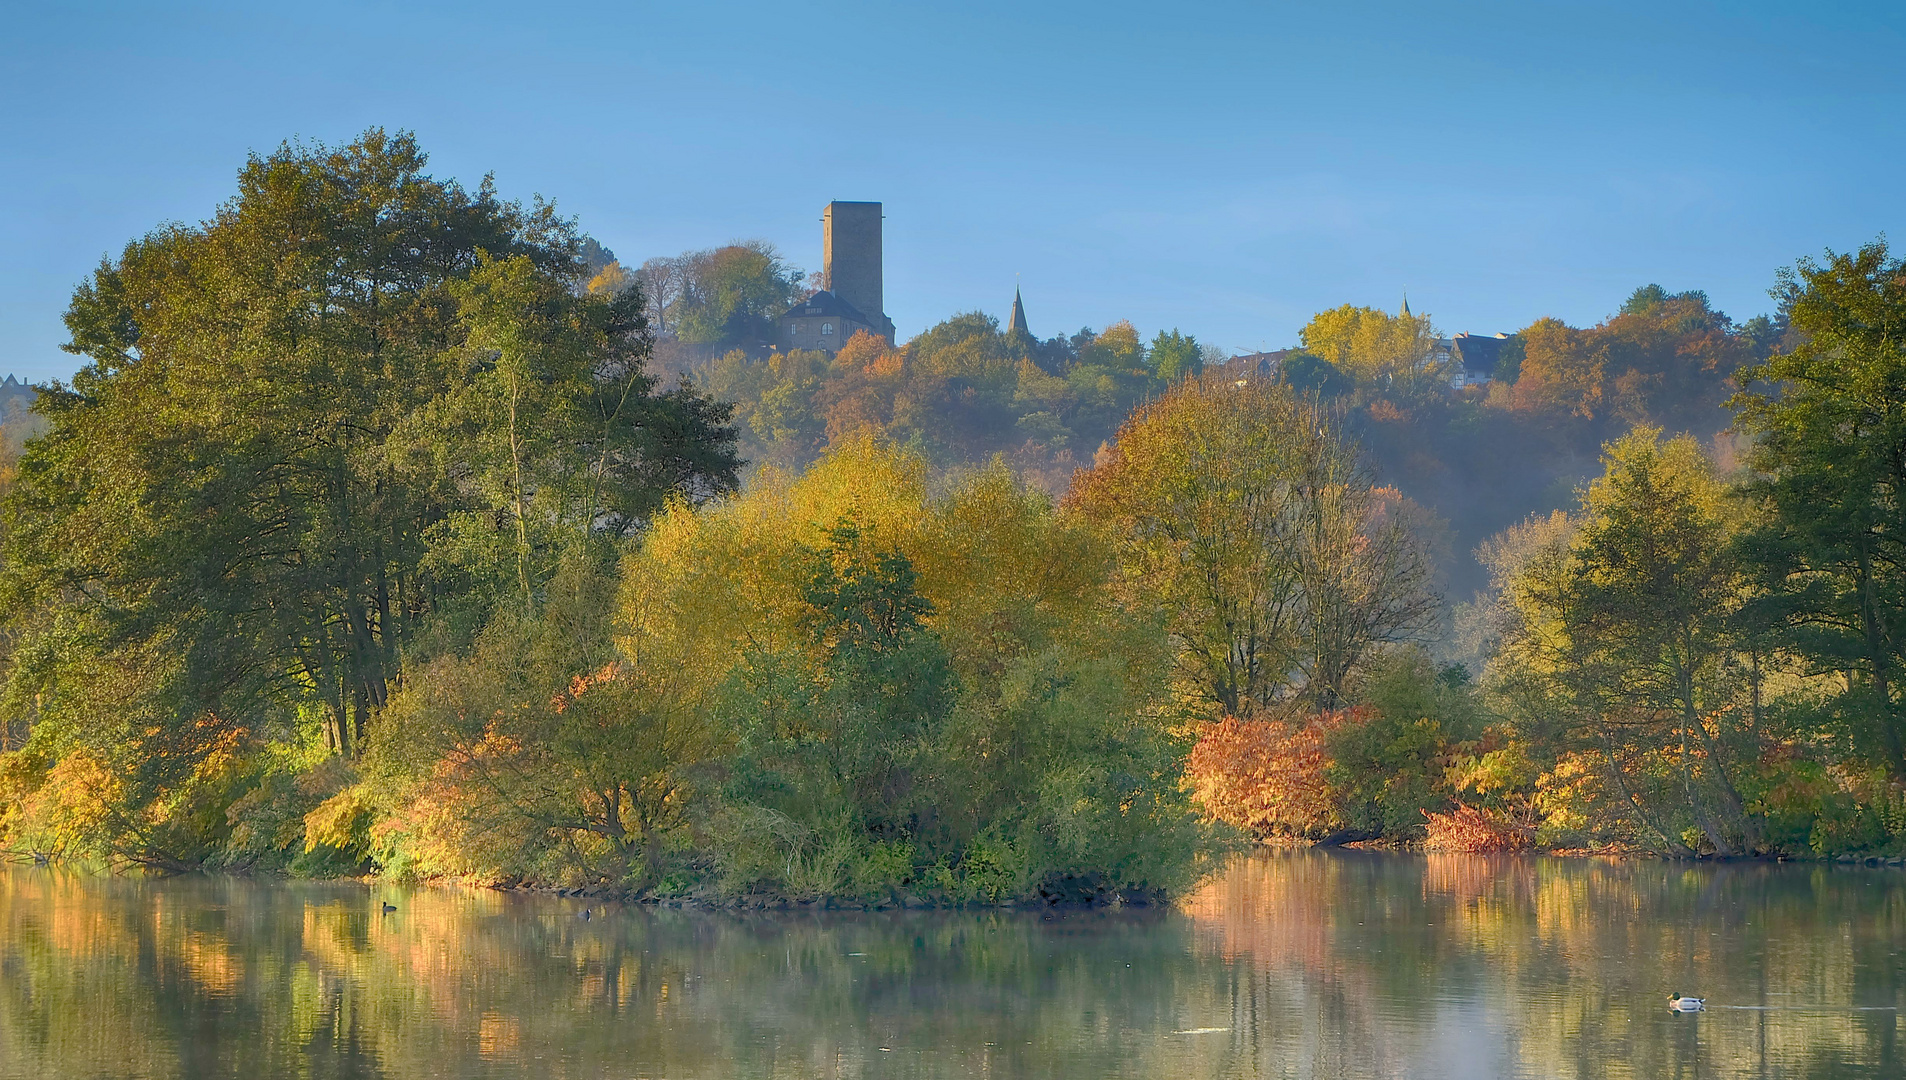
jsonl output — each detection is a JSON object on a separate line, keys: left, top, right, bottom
{"left": 779, "top": 200, "right": 895, "bottom": 354}
{"left": 779, "top": 290, "right": 880, "bottom": 353}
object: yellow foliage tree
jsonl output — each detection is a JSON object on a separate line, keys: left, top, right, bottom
{"left": 1299, "top": 304, "right": 1444, "bottom": 397}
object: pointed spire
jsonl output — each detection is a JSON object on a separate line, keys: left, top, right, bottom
{"left": 1008, "top": 282, "right": 1030, "bottom": 336}
{"left": 1400, "top": 292, "right": 1412, "bottom": 319}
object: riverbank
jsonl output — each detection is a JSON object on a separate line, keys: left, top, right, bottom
{"left": 478, "top": 871, "right": 1170, "bottom": 912}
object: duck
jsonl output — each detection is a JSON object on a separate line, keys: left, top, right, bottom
{"left": 380, "top": 902, "right": 397, "bottom": 914}
{"left": 1668, "top": 994, "right": 1705, "bottom": 1012}
{"left": 581, "top": 908, "right": 593, "bottom": 921}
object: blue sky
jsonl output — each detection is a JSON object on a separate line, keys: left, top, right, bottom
{"left": 2, "top": 1, "right": 1901, "bottom": 381}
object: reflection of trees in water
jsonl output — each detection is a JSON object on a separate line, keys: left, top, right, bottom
{"left": 1, "top": 856, "right": 1901, "bottom": 1078}
{"left": 1180, "top": 850, "right": 1905, "bottom": 1079}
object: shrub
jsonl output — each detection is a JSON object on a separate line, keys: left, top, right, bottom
{"left": 1187, "top": 711, "right": 1352, "bottom": 838}
{"left": 1422, "top": 804, "right": 1534, "bottom": 852}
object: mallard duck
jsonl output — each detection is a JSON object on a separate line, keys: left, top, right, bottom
{"left": 1668, "top": 994, "right": 1705, "bottom": 1011}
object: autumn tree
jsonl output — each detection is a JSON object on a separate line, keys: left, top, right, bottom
{"left": 1510, "top": 316, "right": 1602, "bottom": 417}
{"left": 1507, "top": 288, "right": 1756, "bottom": 426}
{"left": 1299, "top": 303, "right": 1445, "bottom": 399}
{"left": 606, "top": 436, "right": 1215, "bottom": 900}
{"left": 363, "top": 552, "right": 715, "bottom": 886}
{"left": 1069, "top": 375, "right": 1438, "bottom": 717}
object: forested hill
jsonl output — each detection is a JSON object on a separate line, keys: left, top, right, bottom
{"left": 596, "top": 249, "right": 1773, "bottom": 601}
{"left": 1334, "top": 287, "right": 1777, "bottom": 600}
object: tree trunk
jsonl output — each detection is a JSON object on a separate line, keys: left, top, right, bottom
{"left": 1599, "top": 727, "right": 1691, "bottom": 855}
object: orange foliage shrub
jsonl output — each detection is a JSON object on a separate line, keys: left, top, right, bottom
{"left": 1421, "top": 803, "right": 1534, "bottom": 853}
{"left": 1187, "top": 710, "right": 1364, "bottom": 837}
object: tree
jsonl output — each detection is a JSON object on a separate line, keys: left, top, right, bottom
{"left": 1510, "top": 317, "right": 1601, "bottom": 417}
{"left": 1068, "top": 375, "right": 1437, "bottom": 717}
{"left": 1487, "top": 430, "right": 1754, "bottom": 853}
{"left": 1279, "top": 352, "right": 1352, "bottom": 398}
{"left": 3, "top": 129, "right": 738, "bottom": 781}
{"left": 1733, "top": 239, "right": 1906, "bottom": 780}
{"left": 364, "top": 552, "right": 714, "bottom": 887}
{"left": 1568, "top": 430, "right": 1754, "bottom": 851}
{"left": 669, "top": 242, "right": 805, "bottom": 347}
{"left": 719, "top": 524, "right": 956, "bottom": 841}
{"left": 614, "top": 436, "right": 1215, "bottom": 901}
{"left": 1505, "top": 290, "right": 1756, "bottom": 428}
{"left": 441, "top": 253, "right": 740, "bottom": 608}
{"left": 634, "top": 256, "right": 686, "bottom": 334}
{"left": 1299, "top": 304, "right": 1445, "bottom": 399}
{"left": 1298, "top": 470, "right": 1442, "bottom": 709}
{"left": 1148, "top": 329, "right": 1203, "bottom": 383}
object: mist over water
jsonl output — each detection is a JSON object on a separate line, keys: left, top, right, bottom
{"left": 2, "top": 851, "right": 1901, "bottom": 1079}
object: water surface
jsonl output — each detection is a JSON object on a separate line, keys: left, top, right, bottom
{"left": 2, "top": 851, "right": 1901, "bottom": 1078}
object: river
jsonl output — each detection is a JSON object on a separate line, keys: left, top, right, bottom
{"left": 2, "top": 851, "right": 1901, "bottom": 1078}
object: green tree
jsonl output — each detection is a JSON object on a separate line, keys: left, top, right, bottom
{"left": 1488, "top": 430, "right": 1753, "bottom": 853}
{"left": 616, "top": 437, "right": 1219, "bottom": 901}
{"left": 670, "top": 242, "right": 805, "bottom": 347}
{"left": 1148, "top": 329, "right": 1203, "bottom": 383}
{"left": 720, "top": 525, "right": 955, "bottom": 841}
{"left": 2, "top": 129, "right": 737, "bottom": 798}
{"left": 1733, "top": 239, "right": 1906, "bottom": 780}
{"left": 1326, "top": 648, "right": 1484, "bottom": 839}
{"left": 1279, "top": 352, "right": 1352, "bottom": 398}
{"left": 1569, "top": 430, "right": 1754, "bottom": 851}
{"left": 442, "top": 253, "right": 740, "bottom": 610}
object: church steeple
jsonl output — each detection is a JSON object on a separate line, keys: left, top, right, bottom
{"left": 1400, "top": 292, "right": 1412, "bottom": 318}
{"left": 1008, "top": 284, "right": 1029, "bottom": 336}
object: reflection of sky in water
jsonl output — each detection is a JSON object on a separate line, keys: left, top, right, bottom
{"left": 2, "top": 851, "right": 1901, "bottom": 1078}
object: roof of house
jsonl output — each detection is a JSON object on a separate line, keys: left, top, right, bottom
{"left": 0, "top": 375, "right": 35, "bottom": 404}
{"left": 1218, "top": 349, "right": 1293, "bottom": 379}
{"left": 1451, "top": 332, "right": 1507, "bottom": 373}
{"left": 780, "top": 290, "right": 873, "bottom": 325}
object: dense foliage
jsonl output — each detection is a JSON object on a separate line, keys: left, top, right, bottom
{"left": 684, "top": 317, "right": 1207, "bottom": 492}
{"left": 0, "top": 134, "right": 1222, "bottom": 899}
{"left": 1185, "top": 242, "right": 1906, "bottom": 858}
{"left": 3, "top": 127, "right": 1904, "bottom": 885}
{"left": 1068, "top": 376, "right": 1438, "bottom": 715}
{"left": 0, "top": 132, "right": 741, "bottom": 871}
{"left": 360, "top": 439, "right": 1221, "bottom": 901}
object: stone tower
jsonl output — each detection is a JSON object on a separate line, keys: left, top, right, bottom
{"left": 822, "top": 201, "right": 894, "bottom": 340}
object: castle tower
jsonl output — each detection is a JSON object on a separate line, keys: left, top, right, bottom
{"left": 1008, "top": 284, "right": 1029, "bottom": 336}
{"left": 822, "top": 201, "right": 894, "bottom": 341}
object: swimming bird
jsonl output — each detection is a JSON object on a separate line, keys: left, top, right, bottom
{"left": 582, "top": 908, "right": 592, "bottom": 921}
{"left": 1668, "top": 994, "right": 1705, "bottom": 1011}
{"left": 380, "top": 902, "right": 397, "bottom": 913}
